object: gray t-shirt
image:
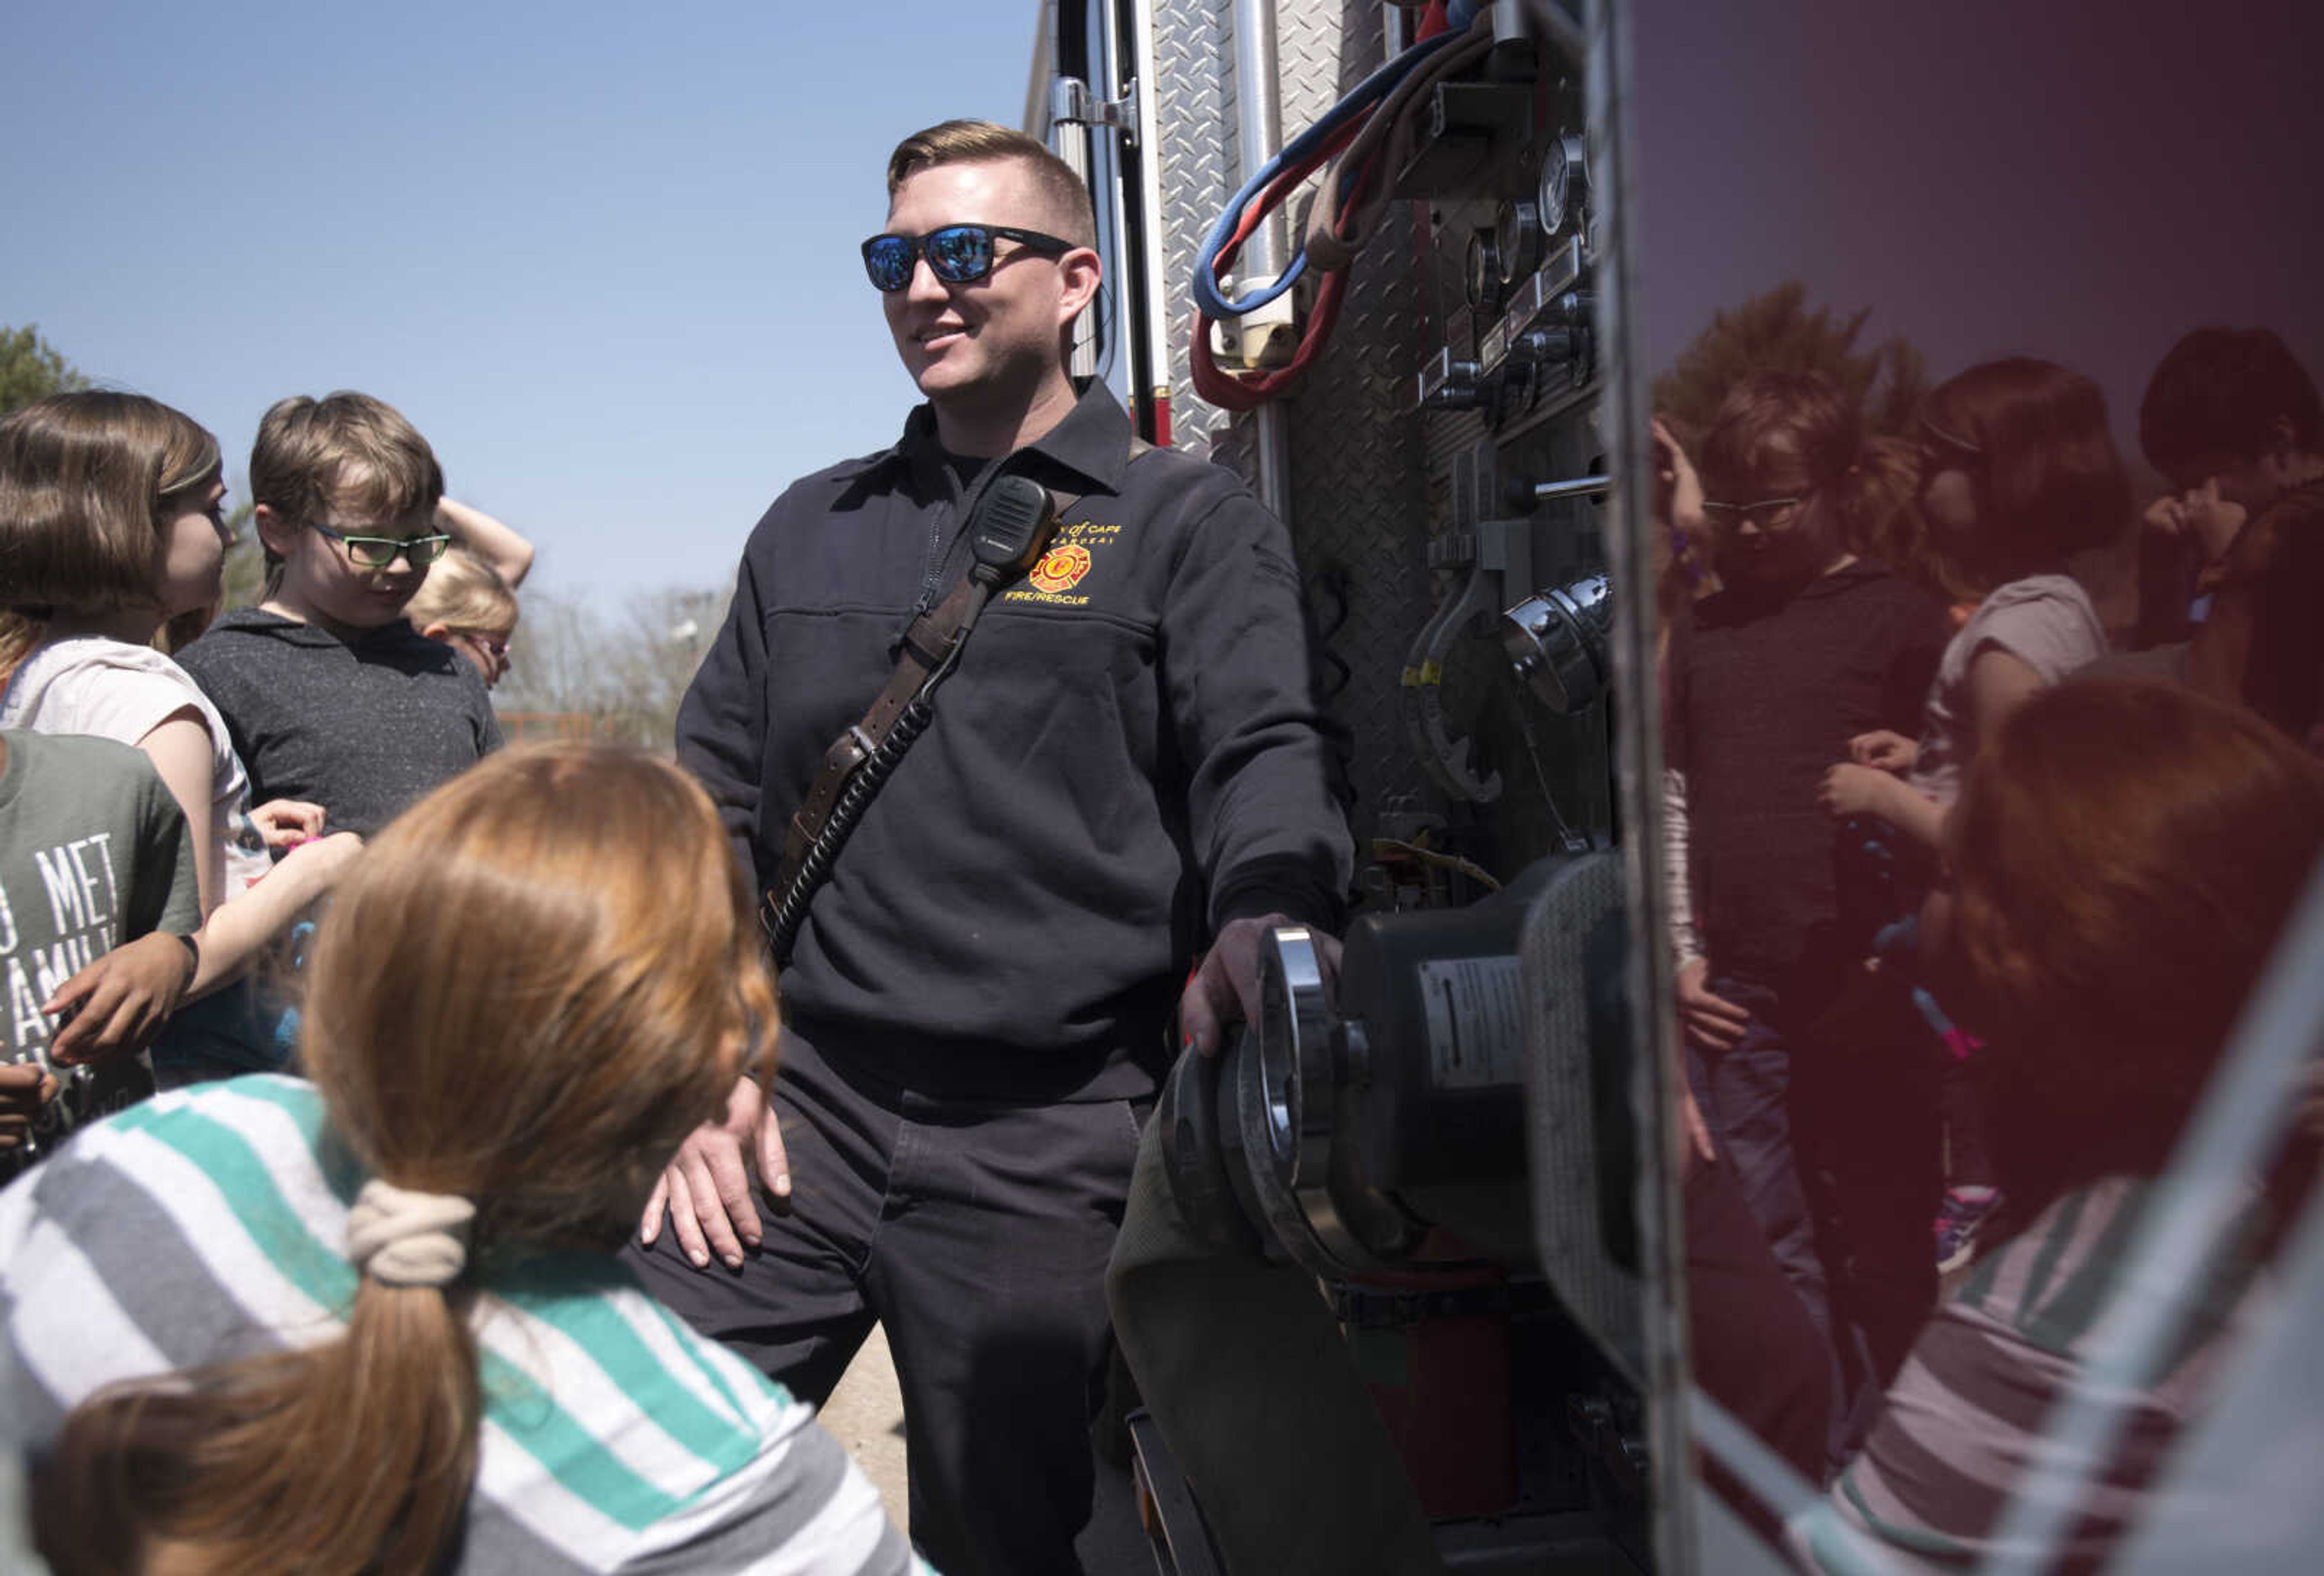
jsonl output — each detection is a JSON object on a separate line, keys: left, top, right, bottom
{"left": 176, "top": 608, "right": 502, "bottom": 836}
{"left": 1909, "top": 573, "right": 2106, "bottom": 807}
{"left": 0, "top": 729, "right": 200, "bottom": 1177}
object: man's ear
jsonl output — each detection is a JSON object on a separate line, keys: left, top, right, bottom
{"left": 1056, "top": 245, "right": 1104, "bottom": 327}
{"left": 251, "top": 504, "right": 299, "bottom": 556}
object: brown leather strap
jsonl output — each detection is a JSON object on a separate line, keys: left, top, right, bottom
{"left": 778, "top": 576, "right": 979, "bottom": 887}
{"left": 770, "top": 441, "right": 1155, "bottom": 910}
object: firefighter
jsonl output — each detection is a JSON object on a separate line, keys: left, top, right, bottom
{"left": 625, "top": 119, "right": 1350, "bottom": 1576}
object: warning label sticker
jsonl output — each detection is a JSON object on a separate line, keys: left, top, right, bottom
{"left": 1417, "top": 956, "right": 1525, "bottom": 1089}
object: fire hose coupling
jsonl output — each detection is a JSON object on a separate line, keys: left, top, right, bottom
{"left": 1501, "top": 571, "right": 1612, "bottom": 715}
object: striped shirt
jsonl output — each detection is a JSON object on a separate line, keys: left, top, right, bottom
{"left": 1805, "top": 1176, "right": 2262, "bottom": 1572}
{"left": 0, "top": 1076, "right": 930, "bottom": 1575}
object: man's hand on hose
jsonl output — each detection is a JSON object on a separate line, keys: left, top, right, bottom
{"left": 1178, "top": 910, "right": 1344, "bottom": 1059}
{"left": 638, "top": 1073, "right": 792, "bottom": 1270}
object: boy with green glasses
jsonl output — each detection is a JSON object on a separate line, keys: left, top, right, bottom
{"left": 176, "top": 392, "right": 500, "bottom": 839}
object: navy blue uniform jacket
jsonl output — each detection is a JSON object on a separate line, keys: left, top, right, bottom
{"left": 679, "top": 381, "right": 1351, "bottom": 1100}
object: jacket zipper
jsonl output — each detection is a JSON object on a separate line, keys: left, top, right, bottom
{"left": 913, "top": 461, "right": 1008, "bottom": 616}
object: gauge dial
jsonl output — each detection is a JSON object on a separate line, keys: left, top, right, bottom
{"left": 1494, "top": 199, "right": 1544, "bottom": 286}
{"left": 1463, "top": 227, "right": 1504, "bottom": 312}
{"left": 1538, "top": 134, "right": 1589, "bottom": 235}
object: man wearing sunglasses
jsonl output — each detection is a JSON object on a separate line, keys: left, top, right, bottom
{"left": 629, "top": 120, "right": 1350, "bottom": 1575}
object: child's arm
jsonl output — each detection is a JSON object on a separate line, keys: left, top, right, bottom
{"left": 178, "top": 831, "right": 363, "bottom": 998}
{"left": 1965, "top": 646, "right": 2044, "bottom": 758}
{"left": 1829, "top": 647, "right": 2042, "bottom": 850}
{"left": 1820, "top": 761, "right": 1949, "bottom": 851}
{"left": 436, "top": 498, "right": 535, "bottom": 589}
{"left": 137, "top": 710, "right": 225, "bottom": 916}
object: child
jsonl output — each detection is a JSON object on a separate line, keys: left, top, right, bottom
{"left": 175, "top": 392, "right": 501, "bottom": 836}
{"left": 1817, "top": 358, "right": 2129, "bottom": 1268}
{"left": 1821, "top": 679, "right": 2324, "bottom": 1567}
{"left": 0, "top": 393, "right": 362, "bottom": 1082}
{"left": 1820, "top": 358, "right": 2127, "bottom": 851}
{"left": 1, "top": 744, "right": 921, "bottom": 1575}
{"left": 404, "top": 544, "right": 520, "bottom": 690}
{"left": 0, "top": 729, "right": 200, "bottom": 1180}
{"left": 1663, "top": 370, "right": 1951, "bottom": 1463}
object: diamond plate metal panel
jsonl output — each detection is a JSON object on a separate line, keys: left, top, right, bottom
{"left": 1153, "top": 0, "right": 1236, "bottom": 464}
{"left": 1152, "top": 1, "right": 1434, "bottom": 841}
{"left": 1146, "top": 2, "right": 1610, "bottom": 859}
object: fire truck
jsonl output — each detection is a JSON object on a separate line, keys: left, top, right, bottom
{"left": 1028, "top": 1, "right": 2324, "bottom": 1571}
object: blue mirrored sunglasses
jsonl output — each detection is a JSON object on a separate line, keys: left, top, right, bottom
{"left": 860, "top": 224, "right": 1076, "bottom": 292}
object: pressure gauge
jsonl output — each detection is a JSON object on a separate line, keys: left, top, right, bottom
{"left": 1539, "top": 134, "right": 1589, "bottom": 235}
{"left": 1463, "top": 227, "right": 1505, "bottom": 313}
{"left": 1494, "top": 198, "right": 1545, "bottom": 286}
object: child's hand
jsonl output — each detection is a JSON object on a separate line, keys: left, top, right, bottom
{"left": 1675, "top": 957, "right": 1751, "bottom": 1055}
{"left": 42, "top": 933, "right": 196, "bottom": 1066}
{"left": 251, "top": 799, "right": 329, "bottom": 850}
{"left": 1848, "top": 729, "right": 1919, "bottom": 773}
{"left": 1820, "top": 762, "right": 1896, "bottom": 821}
{"left": 0, "top": 1063, "right": 62, "bottom": 1149}
{"left": 1650, "top": 416, "right": 1705, "bottom": 539}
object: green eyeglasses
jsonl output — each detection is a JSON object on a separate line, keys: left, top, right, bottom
{"left": 309, "top": 521, "right": 455, "bottom": 569}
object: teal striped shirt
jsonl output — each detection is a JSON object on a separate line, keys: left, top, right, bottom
{"left": 0, "top": 1075, "right": 931, "bottom": 1574}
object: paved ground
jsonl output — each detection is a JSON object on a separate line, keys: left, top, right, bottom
{"left": 819, "top": 1325, "right": 1157, "bottom": 1574}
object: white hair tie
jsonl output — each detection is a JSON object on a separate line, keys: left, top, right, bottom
{"left": 347, "top": 1178, "right": 477, "bottom": 1290}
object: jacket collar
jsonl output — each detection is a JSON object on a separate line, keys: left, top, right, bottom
{"left": 875, "top": 378, "right": 1135, "bottom": 497}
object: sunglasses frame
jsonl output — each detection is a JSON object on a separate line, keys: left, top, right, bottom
{"left": 454, "top": 626, "right": 511, "bottom": 661}
{"left": 308, "top": 520, "right": 455, "bottom": 570}
{"left": 859, "top": 224, "right": 1078, "bottom": 292}
{"left": 1699, "top": 494, "right": 1813, "bottom": 530}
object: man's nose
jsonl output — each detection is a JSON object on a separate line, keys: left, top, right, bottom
{"left": 904, "top": 256, "right": 951, "bottom": 305}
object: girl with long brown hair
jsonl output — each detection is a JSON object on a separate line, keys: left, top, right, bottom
{"left": 1816, "top": 357, "right": 2133, "bottom": 1270}
{"left": 0, "top": 391, "right": 358, "bottom": 1079}
{"left": 0, "top": 744, "right": 919, "bottom": 1574}
{"left": 1825, "top": 678, "right": 2324, "bottom": 1565}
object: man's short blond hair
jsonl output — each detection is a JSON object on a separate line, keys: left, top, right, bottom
{"left": 885, "top": 120, "right": 1097, "bottom": 252}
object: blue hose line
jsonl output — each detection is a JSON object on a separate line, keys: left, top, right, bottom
{"left": 1191, "top": 22, "right": 1469, "bottom": 320}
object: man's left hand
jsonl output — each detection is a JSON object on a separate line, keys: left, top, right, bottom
{"left": 1178, "top": 911, "right": 1343, "bottom": 1059}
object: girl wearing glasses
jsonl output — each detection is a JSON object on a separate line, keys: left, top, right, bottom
{"left": 2, "top": 745, "right": 920, "bottom": 1575}
{"left": 1816, "top": 359, "right": 2131, "bottom": 1271}
{"left": 0, "top": 393, "right": 362, "bottom": 1079}
{"left": 1819, "top": 357, "right": 2130, "bottom": 850}
{"left": 407, "top": 546, "right": 521, "bottom": 691}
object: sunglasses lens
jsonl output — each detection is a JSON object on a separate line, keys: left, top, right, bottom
{"left": 412, "top": 536, "right": 448, "bottom": 566}
{"left": 926, "top": 226, "right": 993, "bottom": 284}
{"left": 864, "top": 236, "right": 913, "bottom": 292}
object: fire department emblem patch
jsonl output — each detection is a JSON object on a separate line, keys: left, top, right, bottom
{"left": 1028, "top": 543, "right": 1092, "bottom": 594}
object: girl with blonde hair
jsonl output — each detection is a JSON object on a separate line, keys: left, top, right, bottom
{"left": 404, "top": 545, "right": 518, "bottom": 689}
{"left": 1, "top": 743, "right": 919, "bottom": 1575}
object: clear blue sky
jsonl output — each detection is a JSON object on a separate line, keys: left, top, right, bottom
{"left": 2, "top": 0, "right": 1040, "bottom": 610}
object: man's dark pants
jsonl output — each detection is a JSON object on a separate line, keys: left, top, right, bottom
{"left": 624, "top": 1026, "right": 1145, "bottom": 1576}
